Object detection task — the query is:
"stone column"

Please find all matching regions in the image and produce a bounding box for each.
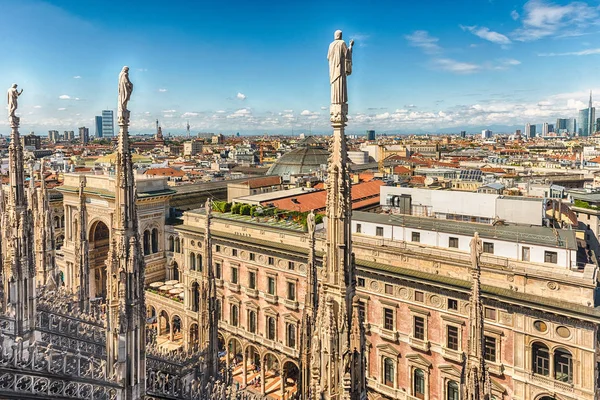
[261,363,266,395]
[280,366,286,398]
[242,351,247,386]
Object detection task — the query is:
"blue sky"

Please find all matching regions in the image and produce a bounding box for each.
[1,0,599,135]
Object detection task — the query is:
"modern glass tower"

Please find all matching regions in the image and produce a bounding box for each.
[95,116,103,138]
[578,91,595,137]
[101,110,114,138]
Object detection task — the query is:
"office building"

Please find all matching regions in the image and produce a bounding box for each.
[542,122,549,136]
[481,129,492,139]
[101,110,114,138]
[95,116,103,138]
[63,131,74,141]
[48,130,59,143]
[460,130,466,138]
[22,132,41,150]
[183,140,203,156]
[79,126,90,145]
[525,123,536,138]
[578,91,595,137]
[366,130,376,141]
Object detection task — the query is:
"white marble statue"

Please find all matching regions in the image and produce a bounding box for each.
[7,84,23,118]
[118,66,133,115]
[327,30,353,105]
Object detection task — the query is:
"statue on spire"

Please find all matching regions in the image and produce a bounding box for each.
[118,66,133,120]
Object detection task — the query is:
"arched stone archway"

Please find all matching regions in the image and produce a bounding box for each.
[227,337,243,376]
[282,360,299,399]
[171,314,183,343]
[158,310,170,337]
[262,352,281,397]
[89,220,110,298]
[240,343,262,388]
[189,323,199,349]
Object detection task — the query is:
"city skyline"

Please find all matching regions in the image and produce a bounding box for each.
[1,0,600,134]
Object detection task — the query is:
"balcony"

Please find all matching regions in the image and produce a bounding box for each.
[264,293,278,305]
[244,287,259,298]
[408,336,430,352]
[530,373,574,394]
[379,328,398,342]
[283,299,299,311]
[442,347,463,363]
[215,278,223,288]
[226,282,241,293]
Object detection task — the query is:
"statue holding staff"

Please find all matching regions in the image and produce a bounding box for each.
[7,84,23,118]
[118,66,133,116]
[327,30,354,105]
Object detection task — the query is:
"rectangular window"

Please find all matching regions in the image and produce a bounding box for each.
[522,247,530,262]
[449,237,459,248]
[250,253,255,261]
[484,336,497,362]
[544,251,558,264]
[268,277,276,295]
[413,316,425,340]
[215,263,222,279]
[448,298,458,311]
[385,284,393,295]
[248,271,256,289]
[215,245,221,253]
[357,278,365,287]
[232,249,238,257]
[376,226,384,237]
[411,232,421,242]
[383,308,394,330]
[356,224,362,233]
[447,325,459,350]
[483,242,494,254]
[484,307,496,320]
[358,301,366,323]
[231,267,238,284]
[287,282,296,301]
[268,257,275,266]
[415,291,424,302]
[288,261,295,270]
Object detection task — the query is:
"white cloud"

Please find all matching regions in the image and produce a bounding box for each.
[300,110,318,116]
[538,48,600,56]
[33,105,42,109]
[181,112,199,118]
[236,92,246,100]
[511,10,520,20]
[405,30,441,54]
[162,109,176,113]
[434,58,481,74]
[512,0,600,41]
[137,68,148,72]
[461,25,511,45]
[57,107,66,111]
[73,75,81,79]
[320,106,328,110]
[227,108,252,119]
[59,94,71,100]
[158,88,168,92]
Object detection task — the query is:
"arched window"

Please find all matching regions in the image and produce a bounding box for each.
[532,342,550,376]
[172,262,179,281]
[197,254,203,272]
[286,323,296,348]
[413,369,425,400]
[168,236,174,252]
[191,282,200,312]
[143,230,151,255]
[230,304,239,327]
[267,316,276,340]
[151,228,159,253]
[383,358,395,387]
[189,252,196,271]
[56,235,65,250]
[447,380,459,400]
[174,238,180,253]
[554,348,573,383]
[248,310,257,333]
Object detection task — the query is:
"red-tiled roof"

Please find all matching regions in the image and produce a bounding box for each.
[239,176,282,189]
[263,180,384,213]
[481,167,507,174]
[393,166,412,175]
[144,167,186,177]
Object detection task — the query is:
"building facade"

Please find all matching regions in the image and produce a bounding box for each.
[102,109,114,137]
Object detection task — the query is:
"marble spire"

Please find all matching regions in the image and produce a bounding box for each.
[307,30,366,400]
[461,232,492,400]
[104,67,146,399]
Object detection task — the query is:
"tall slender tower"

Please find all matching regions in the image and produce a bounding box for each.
[3,84,36,338]
[308,31,366,400]
[200,198,218,384]
[34,163,57,288]
[589,90,595,135]
[461,232,492,400]
[104,67,146,399]
[77,176,90,311]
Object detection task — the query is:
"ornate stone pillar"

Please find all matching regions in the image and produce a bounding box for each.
[242,351,247,386]
[261,362,266,395]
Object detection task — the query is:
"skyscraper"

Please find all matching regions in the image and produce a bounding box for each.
[366,130,376,141]
[578,91,595,137]
[95,116,103,138]
[481,129,492,139]
[101,110,114,138]
[525,123,536,138]
[542,122,549,136]
[79,126,89,145]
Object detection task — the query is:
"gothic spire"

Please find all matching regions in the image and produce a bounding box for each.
[104,67,146,399]
[36,162,57,289]
[77,176,89,310]
[461,232,492,400]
